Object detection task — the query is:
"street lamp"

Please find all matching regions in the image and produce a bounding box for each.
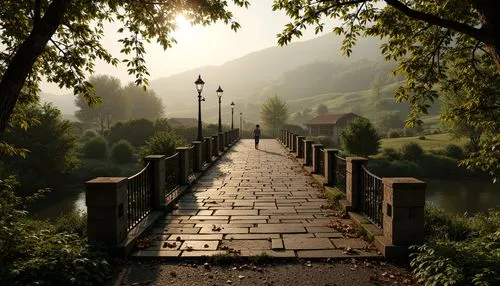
[216,85,223,133]
[195,75,205,141]
[230,101,235,129]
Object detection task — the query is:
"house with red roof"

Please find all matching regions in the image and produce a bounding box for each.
[304,113,362,144]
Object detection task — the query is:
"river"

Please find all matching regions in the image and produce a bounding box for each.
[28,179,499,220]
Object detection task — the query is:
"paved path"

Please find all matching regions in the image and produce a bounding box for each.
[134,139,380,258]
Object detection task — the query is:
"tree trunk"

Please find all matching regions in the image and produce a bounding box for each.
[475,1,500,71]
[0,0,70,137]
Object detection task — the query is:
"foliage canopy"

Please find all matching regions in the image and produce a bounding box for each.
[260,95,289,137]
[340,117,380,156]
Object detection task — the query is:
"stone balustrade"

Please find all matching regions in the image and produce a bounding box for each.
[85,128,240,256]
[278,129,426,260]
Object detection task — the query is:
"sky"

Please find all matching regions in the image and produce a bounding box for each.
[41,0,331,95]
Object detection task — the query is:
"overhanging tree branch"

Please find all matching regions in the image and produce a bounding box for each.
[384,0,482,41]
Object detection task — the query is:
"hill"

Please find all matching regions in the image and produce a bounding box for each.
[150,34,385,120]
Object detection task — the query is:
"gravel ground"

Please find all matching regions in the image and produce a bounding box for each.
[106,258,415,286]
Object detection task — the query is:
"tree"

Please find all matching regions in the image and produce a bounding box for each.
[374,111,404,134]
[340,117,380,156]
[1,103,78,192]
[260,95,289,137]
[316,104,328,116]
[0,0,250,138]
[75,75,127,134]
[273,0,500,181]
[123,83,164,120]
[108,118,170,147]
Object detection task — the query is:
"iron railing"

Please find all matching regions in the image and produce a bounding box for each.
[359,165,384,228]
[127,163,153,232]
[335,154,346,193]
[164,152,180,205]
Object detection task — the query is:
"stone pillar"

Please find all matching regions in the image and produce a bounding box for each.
[176,147,190,184]
[288,133,294,151]
[192,141,202,172]
[346,157,368,210]
[303,140,314,166]
[312,143,324,174]
[324,149,339,186]
[291,134,297,153]
[144,155,166,210]
[376,178,426,259]
[212,135,219,157]
[85,177,128,246]
[296,136,305,158]
[218,132,225,152]
[204,137,213,163]
[224,131,229,147]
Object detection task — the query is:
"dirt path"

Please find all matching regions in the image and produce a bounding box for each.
[106,258,414,286]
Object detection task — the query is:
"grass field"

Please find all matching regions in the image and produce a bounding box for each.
[380,133,467,152]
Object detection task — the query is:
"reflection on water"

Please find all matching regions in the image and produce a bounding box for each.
[28,186,87,220]
[29,179,500,219]
[426,179,500,215]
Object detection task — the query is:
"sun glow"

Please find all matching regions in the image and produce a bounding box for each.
[174,14,192,36]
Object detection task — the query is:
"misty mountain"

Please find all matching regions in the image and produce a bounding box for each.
[150,34,384,117]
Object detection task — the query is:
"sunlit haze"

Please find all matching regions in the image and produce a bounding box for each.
[41,0,330,94]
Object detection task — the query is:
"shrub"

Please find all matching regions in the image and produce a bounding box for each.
[411,208,500,286]
[444,144,465,159]
[110,139,135,163]
[401,142,424,161]
[340,117,380,156]
[418,135,426,140]
[81,129,98,141]
[387,129,402,138]
[0,177,109,286]
[381,147,400,160]
[140,131,187,158]
[309,136,336,148]
[82,136,108,159]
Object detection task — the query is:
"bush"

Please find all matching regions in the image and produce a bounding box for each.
[309,136,337,148]
[418,135,426,140]
[401,142,424,161]
[381,147,400,160]
[387,129,403,138]
[0,177,109,286]
[82,136,108,159]
[444,144,465,159]
[411,207,500,286]
[81,129,98,141]
[140,131,187,158]
[110,139,135,163]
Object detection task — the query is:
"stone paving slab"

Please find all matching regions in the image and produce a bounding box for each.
[135,139,381,259]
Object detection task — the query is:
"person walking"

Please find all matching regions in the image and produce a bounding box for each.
[253,124,261,149]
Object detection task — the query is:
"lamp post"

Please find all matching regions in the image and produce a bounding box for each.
[216,85,223,133]
[195,75,205,141]
[230,101,235,129]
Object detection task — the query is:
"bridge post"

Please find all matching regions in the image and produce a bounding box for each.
[346,157,368,210]
[296,136,305,158]
[324,149,339,186]
[144,155,166,210]
[85,177,128,246]
[212,135,219,157]
[224,131,229,147]
[285,131,290,147]
[204,137,213,163]
[375,178,426,259]
[176,147,190,184]
[291,134,297,153]
[303,140,314,166]
[192,141,202,172]
[312,143,324,174]
[288,133,294,151]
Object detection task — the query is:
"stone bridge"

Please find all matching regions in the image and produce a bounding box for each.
[85,131,425,260]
